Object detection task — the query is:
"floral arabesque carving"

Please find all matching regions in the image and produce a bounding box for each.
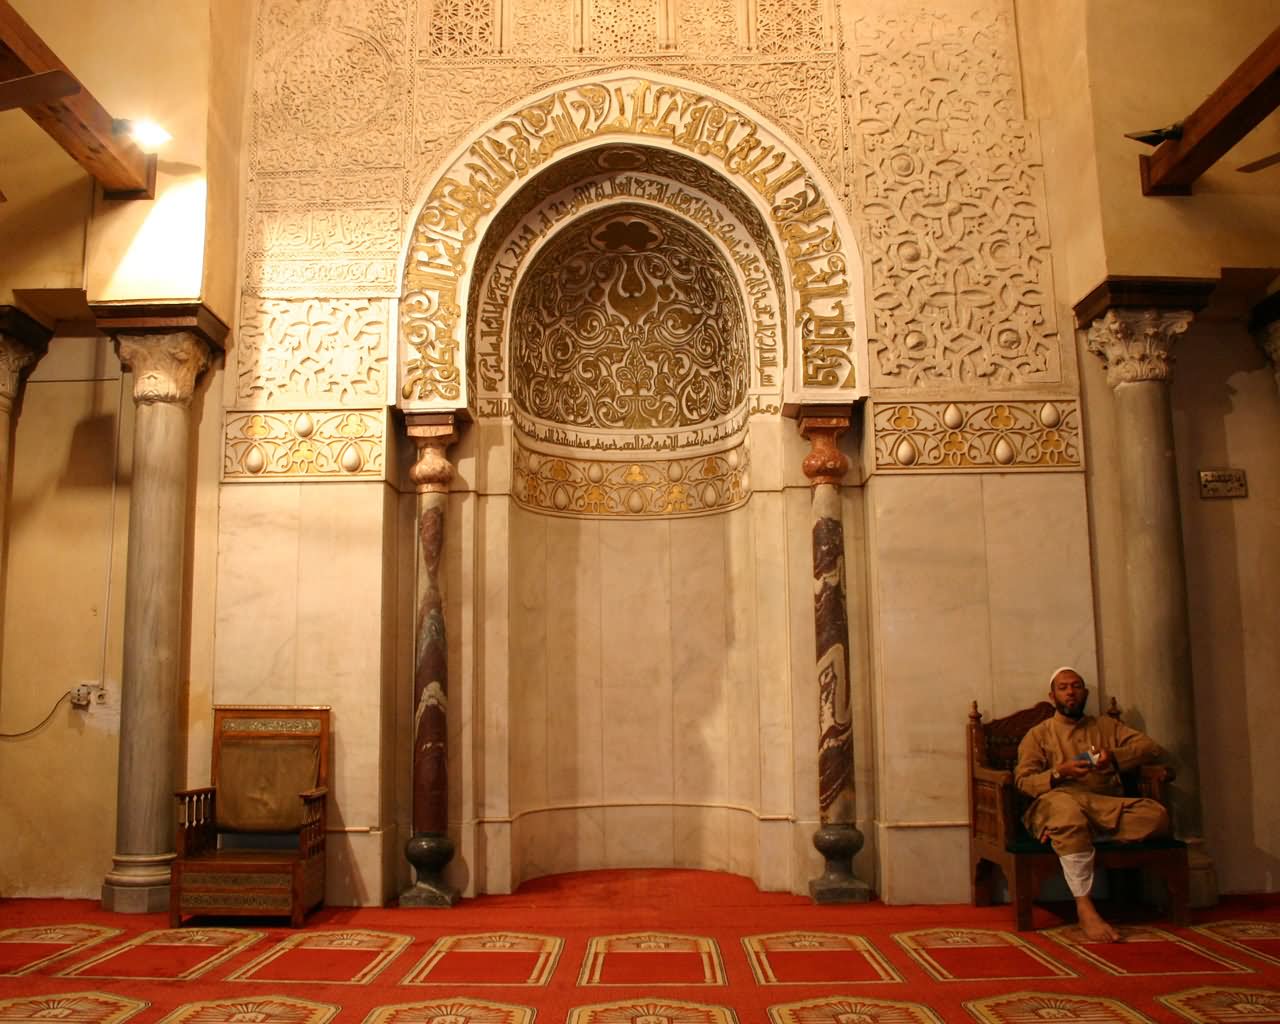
[236,298,388,407]
[223,409,386,480]
[512,437,750,519]
[872,400,1081,471]
[852,9,1060,388]
[511,205,749,432]
[401,74,864,407]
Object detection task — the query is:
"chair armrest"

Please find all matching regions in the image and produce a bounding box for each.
[973,766,1013,786]
[175,786,216,799]
[175,787,217,858]
[1137,764,1174,803]
[300,786,328,801]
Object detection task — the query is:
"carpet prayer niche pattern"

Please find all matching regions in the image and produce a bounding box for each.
[2,871,1279,1024]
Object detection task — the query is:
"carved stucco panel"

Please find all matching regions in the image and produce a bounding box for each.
[236,297,389,407]
[851,6,1061,389]
[873,400,1081,472]
[251,0,411,173]
[223,408,387,481]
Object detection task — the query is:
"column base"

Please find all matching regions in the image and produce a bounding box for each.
[401,832,459,909]
[809,822,872,904]
[400,880,460,908]
[102,853,174,913]
[1186,838,1219,908]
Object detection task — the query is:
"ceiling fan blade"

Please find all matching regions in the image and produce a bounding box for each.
[1236,151,1280,173]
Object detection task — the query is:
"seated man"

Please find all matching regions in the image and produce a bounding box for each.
[1014,666,1171,941]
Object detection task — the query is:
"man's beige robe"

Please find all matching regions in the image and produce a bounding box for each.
[1015,712,1169,855]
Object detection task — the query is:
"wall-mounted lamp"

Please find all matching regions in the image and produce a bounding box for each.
[112,118,172,151]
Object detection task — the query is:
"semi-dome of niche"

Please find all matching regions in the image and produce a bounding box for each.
[511,204,749,442]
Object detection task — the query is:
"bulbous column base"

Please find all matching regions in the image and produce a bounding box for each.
[400,832,459,908]
[102,852,175,913]
[809,823,871,904]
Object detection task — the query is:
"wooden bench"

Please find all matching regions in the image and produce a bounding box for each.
[967,699,1189,930]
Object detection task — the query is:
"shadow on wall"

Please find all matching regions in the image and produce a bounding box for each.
[1173,314,1280,891]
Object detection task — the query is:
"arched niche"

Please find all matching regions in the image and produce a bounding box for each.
[396,70,869,415]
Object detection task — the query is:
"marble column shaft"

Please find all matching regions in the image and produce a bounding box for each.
[102,331,211,913]
[401,423,459,907]
[800,414,868,903]
[1086,309,1203,838]
[1257,318,1280,397]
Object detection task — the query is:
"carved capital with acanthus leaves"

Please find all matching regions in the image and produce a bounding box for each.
[115,332,212,406]
[1086,308,1194,387]
[0,337,41,412]
[799,413,851,487]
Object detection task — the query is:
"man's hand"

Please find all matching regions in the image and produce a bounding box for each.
[1055,759,1092,781]
[1090,746,1113,771]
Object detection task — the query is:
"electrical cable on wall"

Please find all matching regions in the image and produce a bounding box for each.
[0,691,72,739]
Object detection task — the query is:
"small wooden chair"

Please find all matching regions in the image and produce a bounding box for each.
[967,698,1189,930]
[170,705,331,927]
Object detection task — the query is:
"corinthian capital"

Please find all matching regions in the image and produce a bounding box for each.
[115,332,212,406]
[1086,308,1194,387]
[0,308,51,412]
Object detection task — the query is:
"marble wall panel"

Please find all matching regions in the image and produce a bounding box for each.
[478,495,512,821]
[757,818,794,891]
[446,491,479,834]
[213,483,302,702]
[545,516,604,805]
[875,823,970,905]
[674,805,732,873]
[326,829,390,907]
[518,807,607,880]
[865,474,992,828]
[784,486,820,823]
[751,494,790,815]
[604,805,676,868]
[982,473,1097,712]
[509,505,549,813]
[599,521,674,804]
[671,516,730,806]
[728,804,759,879]
[480,820,513,894]
[296,481,390,825]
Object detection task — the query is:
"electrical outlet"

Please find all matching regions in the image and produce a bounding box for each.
[70,683,105,710]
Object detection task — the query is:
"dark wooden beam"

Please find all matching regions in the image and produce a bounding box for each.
[1141,24,1280,196]
[90,301,231,351]
[1073,276,1218,329]
[0,1,154,197]
[0,68,77,110]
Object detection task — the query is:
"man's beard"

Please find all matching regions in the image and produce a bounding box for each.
[1054,697,1086,719]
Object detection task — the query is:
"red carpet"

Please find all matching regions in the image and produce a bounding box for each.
[1,869,1279,1023]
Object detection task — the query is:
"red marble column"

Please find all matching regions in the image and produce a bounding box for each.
[401,415,459,907]
[800,411,869,903]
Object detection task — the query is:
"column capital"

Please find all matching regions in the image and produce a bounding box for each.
[115,332,213,406]
[1085,308,1195,387]
[1250,291,1280,392]
[406,412,458,494]
[798,408,851,487]
[0,306,52,409]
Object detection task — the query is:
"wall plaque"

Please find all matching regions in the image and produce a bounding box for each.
[1199,469,1248,499]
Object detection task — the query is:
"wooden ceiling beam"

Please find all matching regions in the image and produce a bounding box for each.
[1141,24,1280,196]
[0,0,154,197]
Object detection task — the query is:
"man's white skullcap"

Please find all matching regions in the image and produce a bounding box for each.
[1048,665,1084,686]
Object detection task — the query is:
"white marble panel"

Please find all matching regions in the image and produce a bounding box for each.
[785,486,819,822]
[479,495,512,820]
[447,491,479,825]
[876,823,969,904]
[982,474,1098,712]
[866,474,992,826]
[757,818,793,891]
[747,418,784,492]
[843,487,878,834]
[325,828,391,906]
[213,483,301,703]
[481,820,513,894]
[509,506,549,813]
[546,516,604,805]
[673,805,731,872]
[599,521,673,803]
[752,493,791,815]
[728,804,759,879]
[671,516,730,805]
[604,805,674,867]
[296,482,389,825]
[791,820,825,895]
[520,807,607,881]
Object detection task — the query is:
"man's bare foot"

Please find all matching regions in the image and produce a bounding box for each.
[1075,894,1121,942]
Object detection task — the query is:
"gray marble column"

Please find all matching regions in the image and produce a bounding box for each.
[1086,308,1216,905]
[799,411,870,904]
[0,309,50,613]
[101,331,212,913]
[401,415,459,907]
